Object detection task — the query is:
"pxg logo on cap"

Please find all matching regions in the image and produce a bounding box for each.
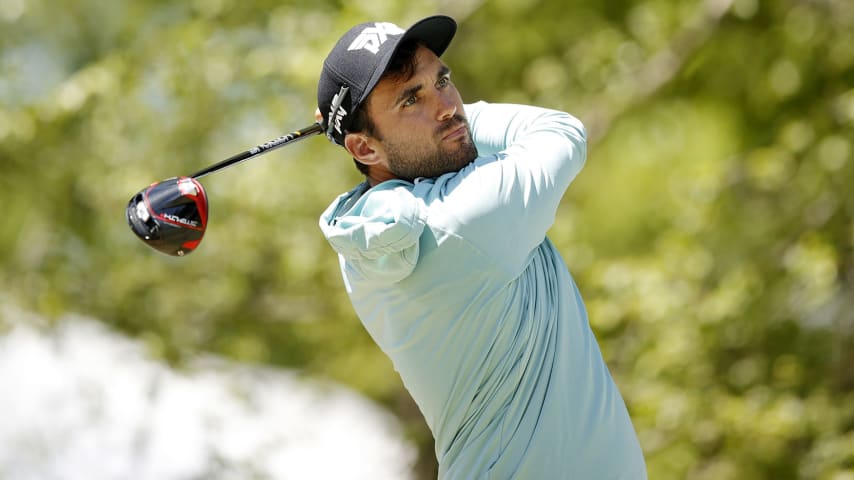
[347,23,405,54]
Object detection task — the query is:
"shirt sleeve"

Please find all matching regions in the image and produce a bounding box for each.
[435,102,587,275]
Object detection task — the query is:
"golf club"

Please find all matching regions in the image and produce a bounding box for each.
[126,122,324,256]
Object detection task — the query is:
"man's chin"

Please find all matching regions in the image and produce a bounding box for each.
[448,138,478,165]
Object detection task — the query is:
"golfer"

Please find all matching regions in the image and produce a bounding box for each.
[317,15,647,479]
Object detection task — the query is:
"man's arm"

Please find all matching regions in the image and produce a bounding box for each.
[439,102,587,273]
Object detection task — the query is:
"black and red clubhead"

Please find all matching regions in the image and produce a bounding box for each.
[126,176,208,256]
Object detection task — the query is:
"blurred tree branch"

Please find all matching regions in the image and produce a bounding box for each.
[586,0,735,143]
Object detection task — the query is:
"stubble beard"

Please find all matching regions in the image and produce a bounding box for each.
[381,114,479,182]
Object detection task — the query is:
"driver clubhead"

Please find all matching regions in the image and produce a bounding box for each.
[126,176,208,256]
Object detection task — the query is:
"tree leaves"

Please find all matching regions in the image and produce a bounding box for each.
[1,1,851,478]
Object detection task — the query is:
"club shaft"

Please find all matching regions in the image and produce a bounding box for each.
[190,123,324,179]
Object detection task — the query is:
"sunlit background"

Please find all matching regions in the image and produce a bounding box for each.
[0,305,415,479]
[1,0,852,478]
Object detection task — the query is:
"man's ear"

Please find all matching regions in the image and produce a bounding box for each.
[344,133,382,166]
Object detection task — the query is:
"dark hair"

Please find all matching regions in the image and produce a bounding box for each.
[348,40,422,175]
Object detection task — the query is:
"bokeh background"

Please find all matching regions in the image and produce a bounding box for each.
[2,0,852,478]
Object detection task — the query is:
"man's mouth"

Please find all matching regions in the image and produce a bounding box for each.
[441,123,468,141]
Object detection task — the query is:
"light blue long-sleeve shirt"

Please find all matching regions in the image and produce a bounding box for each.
[319,102,646,479]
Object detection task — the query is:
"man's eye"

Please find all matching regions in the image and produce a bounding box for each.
[437,76,450,88]
[404,95,417,107]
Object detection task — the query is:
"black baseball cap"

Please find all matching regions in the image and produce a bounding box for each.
[317,15,457,146]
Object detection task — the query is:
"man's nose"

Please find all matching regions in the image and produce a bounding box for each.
[437,92,457,121]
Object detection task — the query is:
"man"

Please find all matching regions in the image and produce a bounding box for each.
[316,15,647,479]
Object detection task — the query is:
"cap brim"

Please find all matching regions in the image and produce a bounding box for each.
[402,15,457,58]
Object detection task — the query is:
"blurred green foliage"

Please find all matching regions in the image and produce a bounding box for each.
[1,0,852,478]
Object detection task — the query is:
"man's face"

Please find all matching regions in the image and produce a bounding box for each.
[362,46,477,182]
